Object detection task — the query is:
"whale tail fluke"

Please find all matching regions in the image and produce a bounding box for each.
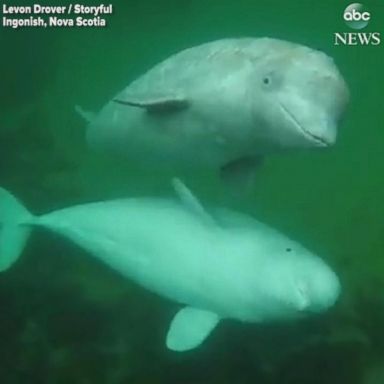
[0,188,33,272]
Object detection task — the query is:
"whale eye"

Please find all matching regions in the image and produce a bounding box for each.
[261,72,283,90]
[262,76,271,85]
[286,247,292,252]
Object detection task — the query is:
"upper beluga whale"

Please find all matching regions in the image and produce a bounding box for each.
[0,180,340,351]
[77,37,349,181]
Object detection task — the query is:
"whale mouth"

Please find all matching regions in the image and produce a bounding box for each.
[279,102,330,147]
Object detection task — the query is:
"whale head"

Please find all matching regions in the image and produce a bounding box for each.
[285,253,341,315]
[213,207,341,322]
[255,239,341,321]
[250,39,349,149]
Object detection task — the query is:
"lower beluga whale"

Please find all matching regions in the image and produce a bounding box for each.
[0,180,340,351]
[77,38,349,183]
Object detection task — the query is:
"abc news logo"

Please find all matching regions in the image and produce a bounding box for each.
[334,3,380,46]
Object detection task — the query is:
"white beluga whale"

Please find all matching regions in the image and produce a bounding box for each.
[77,37,349,181]
[0,180,340,351]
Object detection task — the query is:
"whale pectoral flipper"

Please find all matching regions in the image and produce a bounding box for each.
[166,307,220,352]
[220,155,264,189]
[113,92,189,114]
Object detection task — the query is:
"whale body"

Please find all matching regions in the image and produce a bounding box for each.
[0,180,340,351]
[78,38,349,181]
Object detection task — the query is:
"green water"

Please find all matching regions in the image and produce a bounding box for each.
[0,0,383,383]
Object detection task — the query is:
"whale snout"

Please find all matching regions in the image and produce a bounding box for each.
[274,50,349,150]
[302,118,338,148]
[278,101,338,148]
[300,263,341,313]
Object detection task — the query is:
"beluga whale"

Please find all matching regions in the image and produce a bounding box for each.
[0,180,340,351]
[77,38,349,182]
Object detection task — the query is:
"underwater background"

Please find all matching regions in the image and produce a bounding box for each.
[0,0,383,383]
